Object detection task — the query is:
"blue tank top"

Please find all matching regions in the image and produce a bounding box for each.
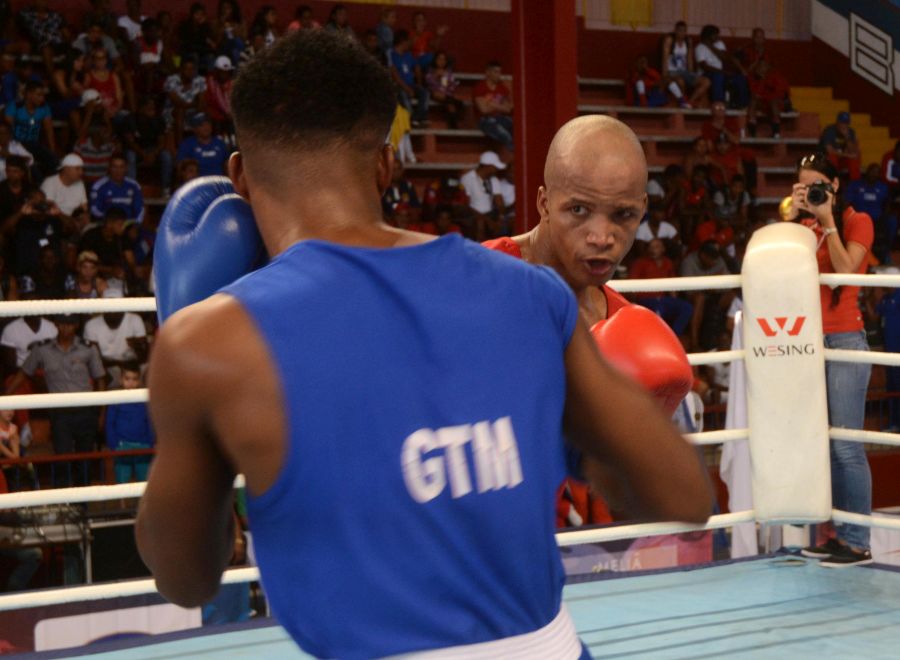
[222,234,578,658]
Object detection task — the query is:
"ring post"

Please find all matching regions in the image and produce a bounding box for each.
[741,222,831,523]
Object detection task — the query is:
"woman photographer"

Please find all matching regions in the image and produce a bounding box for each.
[785,152,874,566]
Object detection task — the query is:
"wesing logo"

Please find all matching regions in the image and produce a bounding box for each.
[752,316,815,358]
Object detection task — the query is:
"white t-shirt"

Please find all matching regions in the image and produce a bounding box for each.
[83,313,146,361]
[636,220,678,242]
[460,169,501,215]
[41,174,88,216]
[695,40,725,71]
[1,318,58,367]
[646,179,665,199]
[118,14,145,42]
[499,179,515,207]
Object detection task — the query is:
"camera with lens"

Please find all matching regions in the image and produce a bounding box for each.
[805,182,834,207]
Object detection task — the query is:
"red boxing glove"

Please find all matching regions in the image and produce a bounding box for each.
[590,305,693,416]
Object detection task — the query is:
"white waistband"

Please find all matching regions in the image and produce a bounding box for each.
[385,605,582,660]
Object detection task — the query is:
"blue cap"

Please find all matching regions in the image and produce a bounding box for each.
[837,111,851,124]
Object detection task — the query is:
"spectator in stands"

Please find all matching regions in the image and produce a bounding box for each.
[74,20,121,67]
[692,199,737,260]
[134,18,165,97]
[5,80,57,177]
[325,4,354,39]
[81,0,116,36]
[746,59,788,139]
[27,241,73,299]
[288,5,319,31]
[710,133,744,188]
[0,156,35,231]
[695,24,749,108]
[681,240,730,350]
[422,175,468,222]
[411,12,448,71]
[460,150,506,241]
[83,47,124,122]
[124,96,172,197]
[872,270,900,431]
[0,286,56,369]
[164,59,207,144]
[156,10,179,72]
[362,29,388,67]
[75,117,115,187]
[425,51,463,129]
[49,49,87,135]
[846,163,890,263]
[250,5,280,47]
[9,190,69,277]
[239,28,268,66]
[69,250,106,298]
[376,7,397,59]
[883,191,900,266]
[660,21,710,108]
[701,101,740,147]
[79,206,126,285]
[105,362,153,483]
[176,113,228,177]
[473,61,513,150]
[381,160,420,220]
[635,200,679,252]
[174,158,199,189]
[17,0,68,74]
[712,174,751,232]
[738,27,770,76]
[499,162,515,226]
[41,153,88,220]
[820,112,861,180]
[630,238,693,337]
[390,30,429,128]
[0,123,33,183]
[6,314,106,485]
[433,204,463,236]
[117,0,145,43]
[213,0,246,66]
[179,3,216,73]
[90,154,144,224]
[880,140,899,193]
[630,55,688,109]
[205,56,234,136]
[84,288,147,387]
[121,219,155,292]
[0,254,18,301]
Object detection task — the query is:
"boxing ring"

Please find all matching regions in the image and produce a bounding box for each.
[3,222,900,658]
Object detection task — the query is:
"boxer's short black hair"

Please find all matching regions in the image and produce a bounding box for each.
[231,30,396,154]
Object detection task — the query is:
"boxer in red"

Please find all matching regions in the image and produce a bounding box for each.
[485,115,693,524]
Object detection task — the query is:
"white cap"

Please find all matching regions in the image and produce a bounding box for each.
[81,88,100,106]
[102,288,124,299]
[214,56,234,71]
[479,151,506,170]
[60,153,84,169]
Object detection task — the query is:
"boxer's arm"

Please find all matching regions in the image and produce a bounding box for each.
[136,306,237,607]
[563,321,712,523]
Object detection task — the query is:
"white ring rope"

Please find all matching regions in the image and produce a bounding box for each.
[829,428,900,447]
[0,389,148,411]
[820,273,900,288]
[825,349,900,367]
[688,350,744,366]
[0,297,157,318]
[686,428,748,445]
[832,508,900,531]
[607,275,741,293]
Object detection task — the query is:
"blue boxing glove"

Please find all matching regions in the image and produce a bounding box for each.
[154,176,266,323]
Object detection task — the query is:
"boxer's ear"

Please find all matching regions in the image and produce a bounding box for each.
[377,144,394,195]
[228,152,250,201]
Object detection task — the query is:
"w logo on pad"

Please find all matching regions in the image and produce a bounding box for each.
[756,316,806,338]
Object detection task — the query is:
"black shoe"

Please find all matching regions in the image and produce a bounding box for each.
[819,546,873,568]
[800,537,843,559]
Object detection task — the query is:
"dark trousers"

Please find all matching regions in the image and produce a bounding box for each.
[50,408,98,487]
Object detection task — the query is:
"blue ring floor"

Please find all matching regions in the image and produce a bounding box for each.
[22,556,900,659]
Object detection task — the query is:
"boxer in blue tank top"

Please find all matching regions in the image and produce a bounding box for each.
[137,31,710,659]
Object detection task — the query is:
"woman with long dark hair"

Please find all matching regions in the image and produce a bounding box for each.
[786,152,874,566]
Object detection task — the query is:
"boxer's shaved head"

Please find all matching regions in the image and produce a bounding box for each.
[536,115,648,292]
[231,30,396,190]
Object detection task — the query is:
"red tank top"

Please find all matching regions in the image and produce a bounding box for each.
[87,72,117,111]
[482,237,630,318]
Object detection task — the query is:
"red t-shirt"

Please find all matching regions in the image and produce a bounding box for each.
[482,237,630,316]
[749,71,789,101]
[628,256,676,298]
[691,219,734,252]
[804,208,874,334]
[472,80,512,118]
[411,30,434,57]
[710,146,742,187]
[701,118,741,144]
